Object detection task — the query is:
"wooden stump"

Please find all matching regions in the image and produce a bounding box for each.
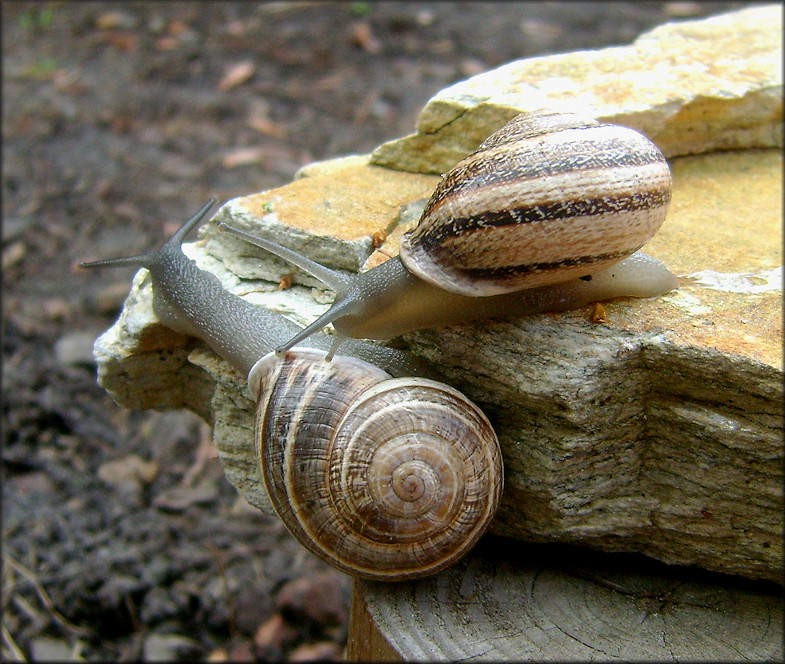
[347,536,783,662]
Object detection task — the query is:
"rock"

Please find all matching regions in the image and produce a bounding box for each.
[142,633,200,661]
[88,8,782,582]
[91,268,216,423]
[29,636,84,662]
[54,330,100,366]
[371,5,782,174]
[276,572,350,627]
[225,641,256,662]
[402,149,782,582]
[2,240,26,270]
[206,647,229,661]
[253,612,299,657]
[97,454,158,504]
[294,154,372,180]
[92,147,782,582]
[288,641,342,661]
[86,281,136,315]
[207,162,438,284]
[152,478,219,511]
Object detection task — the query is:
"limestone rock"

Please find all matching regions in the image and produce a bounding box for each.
[371,5,783,174]
[92,146,783,583]
[207,162,438,286]
[90,9,782,583]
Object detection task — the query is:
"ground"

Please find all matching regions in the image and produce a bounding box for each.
[2,2,751,661]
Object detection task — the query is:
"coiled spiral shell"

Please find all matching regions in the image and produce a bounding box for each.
[400,109,672,296]
[248,348,503,581]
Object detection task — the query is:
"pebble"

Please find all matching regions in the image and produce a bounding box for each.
[95,9,140,30]
[54,331,99,367]
[253,612,298,654]
[152,478,219,511]
[88,281,134,315]
[226,641,256,662]
[288,641,342,662]
[97,454,159,504]
[142,633,200,661]
[2,240,26,270]
[2,216,33,242]
[204,640,255,662]
[275,572,348,627]
[29,636,84,662]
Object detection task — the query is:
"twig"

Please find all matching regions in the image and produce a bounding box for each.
[1,621,28,662]
[2,552,90,637]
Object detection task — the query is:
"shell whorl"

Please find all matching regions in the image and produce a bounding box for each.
[400,109,672,296]
[249,348,503,581]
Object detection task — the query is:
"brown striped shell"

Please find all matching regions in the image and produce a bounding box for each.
[400,109,672,297]
[248,348,503,582]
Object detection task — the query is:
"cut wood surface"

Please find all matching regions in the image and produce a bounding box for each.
[348,537,783,662]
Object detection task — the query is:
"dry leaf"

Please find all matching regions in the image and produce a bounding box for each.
[222,146,267,168]
[104,31,138,52]
[348,21,382,53]
[591,302,608,324]
[95,11,138,30]
[155,36,180,51]
[218,61,256,91]
[247,113,287,138]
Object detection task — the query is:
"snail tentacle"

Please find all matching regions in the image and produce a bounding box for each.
[80,198,218,271]
[80,200,437,379]
[218,222,353,292]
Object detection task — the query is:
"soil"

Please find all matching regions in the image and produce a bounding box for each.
[2,2,752,661]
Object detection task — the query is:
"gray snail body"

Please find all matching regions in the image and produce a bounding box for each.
[81,199,503,581]
[80,199,431,379]
[220,109,676,360]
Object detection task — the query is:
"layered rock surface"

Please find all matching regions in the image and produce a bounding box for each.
[92,6,782,583]
[371,4,782,174]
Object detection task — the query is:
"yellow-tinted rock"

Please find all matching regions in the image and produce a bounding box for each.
[89,6,782,582]
[644,149,781,368]
[294,154,373,179]
[562,149,782,370]
[209,163,438,278]
[400,150,782,584]
[372,5,782,174]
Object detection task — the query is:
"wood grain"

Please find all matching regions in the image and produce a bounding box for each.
[351,536,783,661]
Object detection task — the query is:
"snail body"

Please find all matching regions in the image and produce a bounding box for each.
[80,199,430,379]
[220,109,675,359]
[81,200,503,581]
[80,109,677,580]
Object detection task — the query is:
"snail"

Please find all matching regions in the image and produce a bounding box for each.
[80,199,504,581]
[218,109,677,360]
[80,109,677,581]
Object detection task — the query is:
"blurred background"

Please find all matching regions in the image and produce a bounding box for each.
[2,2,753,661]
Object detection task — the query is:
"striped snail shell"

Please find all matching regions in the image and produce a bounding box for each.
[400,109,673,296]
[248,347,504,581]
